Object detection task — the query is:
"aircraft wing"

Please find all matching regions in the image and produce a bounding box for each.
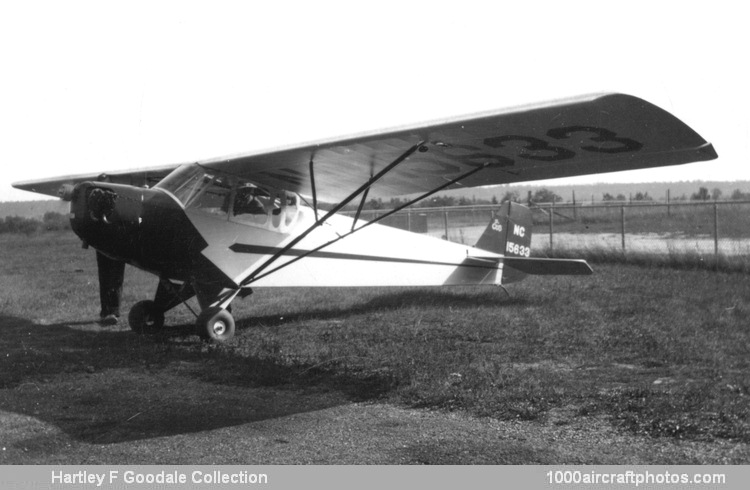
[12,164,179,198]
[13,94,716,202]
[198,93,716,202]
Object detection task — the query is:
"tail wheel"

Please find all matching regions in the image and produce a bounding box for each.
[128,300,165,335]
[196,307,235,342]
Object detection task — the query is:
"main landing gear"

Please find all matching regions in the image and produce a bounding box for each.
[126,279,243,342]
[128,300,165,335]
[195,306,235,342]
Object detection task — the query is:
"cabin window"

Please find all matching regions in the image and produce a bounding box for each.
[189,176,232,215]
[230,184,278,225]
[157,164,298,229]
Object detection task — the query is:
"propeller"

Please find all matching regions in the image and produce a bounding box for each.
[87,187,118,223]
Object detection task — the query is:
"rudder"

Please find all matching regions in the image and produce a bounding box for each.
[474,201,533,283]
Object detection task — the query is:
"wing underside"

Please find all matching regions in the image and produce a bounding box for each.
[13,93,716,201]
[198,93,716,202]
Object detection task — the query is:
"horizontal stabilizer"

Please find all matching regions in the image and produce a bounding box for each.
[503,257,593,276]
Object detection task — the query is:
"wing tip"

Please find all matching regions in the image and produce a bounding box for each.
[697,142,719,161]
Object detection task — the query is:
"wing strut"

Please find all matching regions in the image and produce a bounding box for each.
[242,160,490,286]
[351,168,374,232]
[351,162,488,233]
[309,156,319,221]
[241,140,426,285]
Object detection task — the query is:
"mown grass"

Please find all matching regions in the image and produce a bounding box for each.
[1,231,749,462]
[225,275,750,444]
[539,243,750,274]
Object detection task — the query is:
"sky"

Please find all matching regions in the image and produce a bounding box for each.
[1,1,748,201]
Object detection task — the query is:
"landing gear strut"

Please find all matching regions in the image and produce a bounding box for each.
[127,279,241,342]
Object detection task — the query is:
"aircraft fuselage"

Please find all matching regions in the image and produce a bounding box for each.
[70,181,232,288]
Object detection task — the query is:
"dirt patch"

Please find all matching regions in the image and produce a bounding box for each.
[2,400,748,464]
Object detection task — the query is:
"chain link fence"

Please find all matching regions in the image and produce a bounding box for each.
[346,201,750,259]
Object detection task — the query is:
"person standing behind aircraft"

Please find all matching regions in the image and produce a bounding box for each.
[96,251,125,325]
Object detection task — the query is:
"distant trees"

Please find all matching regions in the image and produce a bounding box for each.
[365,198,383,210]
[427,196,456,207]
[690,187,723,201]
[731,189,750,200]
[42,211,70,230]
[0,216,40,235]
[500,190,520,203]
[531,188,562,204]
[602,192,627,202]
[0,212,70,235]
[691,187,710,201]
[347,184,749,212]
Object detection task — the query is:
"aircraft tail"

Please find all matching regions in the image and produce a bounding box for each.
[474,202,532,283]
[473,202,592,284]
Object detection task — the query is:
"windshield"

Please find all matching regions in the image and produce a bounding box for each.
[156,164,299,229]
[157,165,213,205]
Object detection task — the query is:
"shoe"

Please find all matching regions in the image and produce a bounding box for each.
[98,314,119,326]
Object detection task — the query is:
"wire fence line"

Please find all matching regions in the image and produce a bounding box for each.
[344,200,750,258]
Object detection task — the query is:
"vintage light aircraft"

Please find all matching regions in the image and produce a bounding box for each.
[13,94,716,341]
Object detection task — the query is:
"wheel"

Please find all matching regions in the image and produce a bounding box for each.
[196,306,235,342]
[128,300,165,335]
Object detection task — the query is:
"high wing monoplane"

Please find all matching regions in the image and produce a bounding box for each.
[13,94,717,341]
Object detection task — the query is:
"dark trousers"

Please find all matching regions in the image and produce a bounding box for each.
[96,251,125,317]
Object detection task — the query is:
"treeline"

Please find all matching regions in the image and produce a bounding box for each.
[603,186,750,203]
[0,212,70,235]
[360,187,584,209]
[357,184,750,211]
[362,195,496,210]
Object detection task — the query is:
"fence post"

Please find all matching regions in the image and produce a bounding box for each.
[443,209,449,240]
[407,209,412,232]
[549,204,554,251]
[714,202,719,257]
[621,205,626,252]
[667,189,671,217]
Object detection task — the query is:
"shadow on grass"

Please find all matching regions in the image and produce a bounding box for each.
[0,288,525,448]
[236,287,528,330]
[156,287,527,339]
[0,312,395,447]
[149,286,524,335]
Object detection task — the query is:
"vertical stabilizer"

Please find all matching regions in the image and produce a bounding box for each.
[474,202,533,283]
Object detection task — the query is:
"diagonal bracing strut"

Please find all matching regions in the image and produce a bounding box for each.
[242,160,490,286]
[240,140,426,286]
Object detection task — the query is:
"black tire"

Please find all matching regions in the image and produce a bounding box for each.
[196,307,235,342]
[128,300,165,335]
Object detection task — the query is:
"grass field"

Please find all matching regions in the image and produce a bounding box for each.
[1,231,749,464]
